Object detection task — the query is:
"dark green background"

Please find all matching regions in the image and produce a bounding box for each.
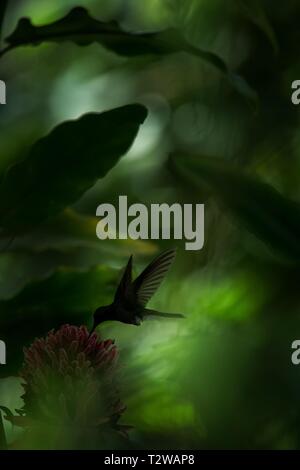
[0,0,300,449]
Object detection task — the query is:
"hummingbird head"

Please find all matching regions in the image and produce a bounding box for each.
[92,304,113,332]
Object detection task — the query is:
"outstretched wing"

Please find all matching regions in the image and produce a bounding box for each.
[133,249,176,307]
[114,255,133,303]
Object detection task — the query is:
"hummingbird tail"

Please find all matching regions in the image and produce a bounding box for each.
[144,309,185,319]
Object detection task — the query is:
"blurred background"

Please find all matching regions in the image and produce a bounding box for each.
[0,0,300,449]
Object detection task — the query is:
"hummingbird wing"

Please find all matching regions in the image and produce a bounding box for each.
[133,249,176,307]
[114,255,133,303]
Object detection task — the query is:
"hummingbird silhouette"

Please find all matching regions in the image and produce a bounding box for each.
[91,249,183,332]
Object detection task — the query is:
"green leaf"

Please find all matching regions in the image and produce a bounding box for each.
[0,104,147,233]
[3,7,227,62]
[0,265,119,377]
[2,7,257,106]
[0,211,157,300]
[11,209,158,259]
[171,154,300,263]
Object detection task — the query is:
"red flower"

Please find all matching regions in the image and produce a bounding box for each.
[6,325,127,441]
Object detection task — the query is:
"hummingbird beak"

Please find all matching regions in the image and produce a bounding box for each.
[88,322,96,338]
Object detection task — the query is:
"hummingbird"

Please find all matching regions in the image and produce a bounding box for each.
[91,248,184,333]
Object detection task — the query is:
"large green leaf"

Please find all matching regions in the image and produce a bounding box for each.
[0,104,147,233]
[171,154,300,262]
[0,265,119,377]
[1,7,257,106]
[11,209,158,259]
[0,210,157,300]
[2,7,226,65]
